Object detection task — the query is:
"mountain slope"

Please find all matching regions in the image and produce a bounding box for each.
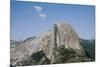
[80,39,95,61]
[10,22,91,66]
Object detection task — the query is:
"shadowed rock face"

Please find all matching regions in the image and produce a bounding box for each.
[10,22,86,66]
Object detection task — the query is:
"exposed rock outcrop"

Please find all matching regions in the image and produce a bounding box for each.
[10,22,87,66]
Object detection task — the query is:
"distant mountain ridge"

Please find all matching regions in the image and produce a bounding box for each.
[10,40,22,48]
[80,39,95,60]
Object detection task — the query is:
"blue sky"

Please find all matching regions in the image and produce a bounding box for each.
[11,1,95,40]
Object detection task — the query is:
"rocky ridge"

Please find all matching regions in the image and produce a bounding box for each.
[10,22,90,66]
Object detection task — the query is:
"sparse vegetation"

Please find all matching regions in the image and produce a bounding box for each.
[53,46,78,63]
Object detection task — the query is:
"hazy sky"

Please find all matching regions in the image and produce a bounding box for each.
[11,1,95,40]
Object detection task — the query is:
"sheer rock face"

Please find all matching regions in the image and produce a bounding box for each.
[10,23,85,66]
[55,23,85,54]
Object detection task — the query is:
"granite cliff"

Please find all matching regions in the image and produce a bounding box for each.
[10,23,90,66]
